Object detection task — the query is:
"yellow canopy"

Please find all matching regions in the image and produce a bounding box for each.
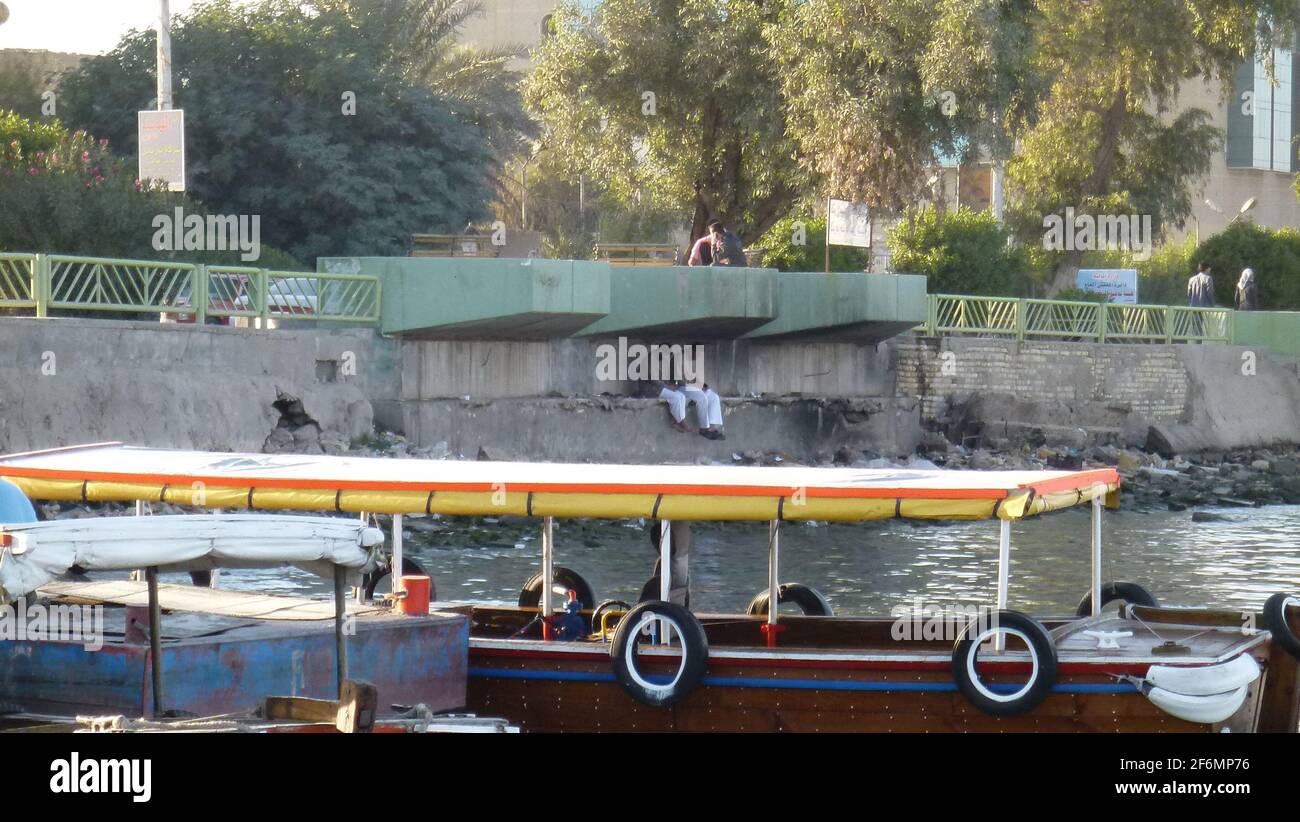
[0,443,1121,522]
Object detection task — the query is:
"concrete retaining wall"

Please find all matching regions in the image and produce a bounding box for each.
[401,338,894,400]
[892,335,1300,450]
[0,318,400,453]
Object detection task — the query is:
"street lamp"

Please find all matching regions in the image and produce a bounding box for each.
[1229,196,1258,225]
[0,3,10,25]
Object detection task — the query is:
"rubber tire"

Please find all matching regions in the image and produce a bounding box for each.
[1263,592,1300,662]
[747,583,834,617]
[638,576,690,609]
[952,610,1057,717]
[518,566,596,610]
[610,600,709,707]
[1075,582,1158,617]
[363,557,433,602]
[591,599,634,634]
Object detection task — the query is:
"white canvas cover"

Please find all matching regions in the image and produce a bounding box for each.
[0,514,383,602]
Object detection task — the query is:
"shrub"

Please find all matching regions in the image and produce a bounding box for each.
[1193,222,1300,310]
[755,215,871,272]
[886,206,1031,295]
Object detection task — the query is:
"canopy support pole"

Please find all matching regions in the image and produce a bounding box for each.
[995,519,1010,651]
[658,520,672,645]
[334,563,348,698]
[392,513,404,598]
[1091,490,1103,617]
[146,565,164,717]
[541,516,555,619]
[763,519,783,647]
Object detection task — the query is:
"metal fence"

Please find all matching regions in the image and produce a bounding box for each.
[0,253,380,325]
[924,294,1233,344]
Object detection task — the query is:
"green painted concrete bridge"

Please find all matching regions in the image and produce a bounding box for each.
[316,256,928,343]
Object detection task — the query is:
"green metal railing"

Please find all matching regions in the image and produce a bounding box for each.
[0,253,38,310]
[0,253,380,325]
[923,294,1233,344]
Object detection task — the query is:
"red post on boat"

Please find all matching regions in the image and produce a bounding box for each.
[396,575,431,615]
[760,622,785,648]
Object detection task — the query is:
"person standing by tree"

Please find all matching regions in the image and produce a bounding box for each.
[1187,261,1215,340]
[1187,262,1215,308]
[1235,268,1258,311]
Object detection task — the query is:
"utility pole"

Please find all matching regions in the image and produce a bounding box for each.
[157,0,173,110]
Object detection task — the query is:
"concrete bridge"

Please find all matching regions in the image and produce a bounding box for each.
[316,257,928,344]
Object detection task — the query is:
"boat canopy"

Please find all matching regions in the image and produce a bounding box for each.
[0,514,383,602]
[0,443,1120,523]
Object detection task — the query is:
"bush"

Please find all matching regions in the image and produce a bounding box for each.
[886,206,1031,295]
[1134,237,1196,306]
[1193,222,1300,310]
[755,215,870,272]
[0,111,303,268]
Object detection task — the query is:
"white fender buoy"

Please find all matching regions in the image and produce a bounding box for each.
[1143,684,1249,725]
[1146,654,1259,696]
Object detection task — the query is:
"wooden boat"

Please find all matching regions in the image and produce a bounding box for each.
[2,442,1298,733]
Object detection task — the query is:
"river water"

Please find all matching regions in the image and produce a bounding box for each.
[214,504,1300,616]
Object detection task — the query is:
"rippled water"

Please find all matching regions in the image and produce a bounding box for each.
[208,505,1300,616]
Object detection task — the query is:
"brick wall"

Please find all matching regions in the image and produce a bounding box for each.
[892,336,1191,426]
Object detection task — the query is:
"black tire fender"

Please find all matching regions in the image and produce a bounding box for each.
[363,557,433,602]
[518,566,596,610]
[1075,582,1158,617]
[610,600,709,707]
[1263,593,1300,662]
[952,609,1057,717]
[747,583,834,617]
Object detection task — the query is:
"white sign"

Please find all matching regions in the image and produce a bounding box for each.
[138,109,185,191]
[828,199,872,248]
[1076,268,1138,304]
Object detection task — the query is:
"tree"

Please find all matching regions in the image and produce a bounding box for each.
[524,0,808,244]
[886,205,1031,295]
[56,0,514,263]
[1005,0,1300,292]
[767,0,1035,209]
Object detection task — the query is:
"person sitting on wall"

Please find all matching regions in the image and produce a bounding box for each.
[682,383,725,440]
[687,232,714,266]
[708,220,747,267]
[658,381,693,432]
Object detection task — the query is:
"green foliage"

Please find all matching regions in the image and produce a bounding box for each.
[524,0,806,242]
[0,58,46,121]
[886,206,1031,295]
[0,112,179,258]
[0,111,302,266]
[1194,222,1300,310]
[755,216,870,272]
[1134,237,1196,306]
[56,0,513,263]
[1052,287,1110,303]
[1004,0,1299,291]
[768,0,1033,208]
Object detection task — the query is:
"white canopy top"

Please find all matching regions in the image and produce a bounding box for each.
[0,514,384,602]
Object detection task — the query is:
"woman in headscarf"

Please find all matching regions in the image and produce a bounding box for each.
[1235,268,1258,311]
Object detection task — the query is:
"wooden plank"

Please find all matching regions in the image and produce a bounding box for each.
[1257,608,1300,732]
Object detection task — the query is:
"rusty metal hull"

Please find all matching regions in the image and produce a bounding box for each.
[0,611,468,718]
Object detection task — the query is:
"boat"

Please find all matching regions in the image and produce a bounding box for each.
[1,442,1297,733]
[0,475,468,724]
